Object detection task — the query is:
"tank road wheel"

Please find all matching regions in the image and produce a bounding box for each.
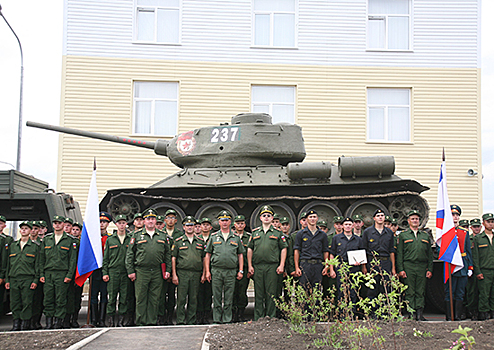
[148,202,186,224]
[108,195,141,222]
[298,201,342,230]
[195,203,238,231]
[250,202,296,232]
[388,195,429,229]
[344,199,388,228]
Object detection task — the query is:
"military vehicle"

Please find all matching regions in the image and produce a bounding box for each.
[27,113,429,231]
[0,170,83,233]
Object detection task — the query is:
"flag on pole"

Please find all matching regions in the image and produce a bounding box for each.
[435,160,463,281]
[74,162,103,287]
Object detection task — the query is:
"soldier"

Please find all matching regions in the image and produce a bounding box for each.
[443,205,473,321]
[125,212,143,327]
[39,215,77,329]
[5,221,40,331]
[90,212,112,327]
[126,209,171,326]
[459,219,470,231]
[204,210,244,324]
[333,216,344,235]
[318,220,328,233]
[39,221,48,239]
[232,215,251,322]
[299,212,308,230]
[362,209,396,309]
[384,216,392,229]
[279,217,296,301]
[247,205,287,320]
[64,217,74,235]
[389,218,400,236]
[0,215,13,320]
[396,210,433,321]
[466,217,482,320]
[194,220,203,237]
[31,221,41,242]
[103,214,131,327]
[160,208,183,325]
[352,215,364,236]
[197,217,213,324]
[67,222,83,328]
[293,210,330,290]
[29,221,44,329]
[156,215,165,230]
[472,213,494,321]
[329,217,365,315]
[272,214,281,230]
[172,216,205,325]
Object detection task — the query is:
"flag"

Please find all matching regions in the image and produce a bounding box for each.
[74,165,103,286]
[435,160,463,281]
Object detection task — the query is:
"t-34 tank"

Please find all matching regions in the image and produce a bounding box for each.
[27,113,429,231]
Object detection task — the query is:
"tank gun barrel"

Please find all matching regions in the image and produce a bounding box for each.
[26,121,168,156]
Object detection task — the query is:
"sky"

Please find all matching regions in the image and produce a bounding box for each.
[1,0,493,214]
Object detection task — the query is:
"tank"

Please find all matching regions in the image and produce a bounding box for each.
[26,113,429,231]
[0,170,83,233]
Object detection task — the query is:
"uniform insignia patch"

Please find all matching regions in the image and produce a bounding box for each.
[421,239,429,243]
[73,243,77,249]
[478,244,488,248]
[369,239,374,242]
[130,238,135,244]
[303,238,308,241]
[269,235,278,239]
[404,239,413,243]
[61,246,70,250]
[26,253,35,257]
[338,242,341,246]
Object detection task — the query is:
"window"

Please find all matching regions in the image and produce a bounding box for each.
[133,82,178,136]
[135,0,180,44]
[252,86,295,124]
[367,88,410,142]
[367,0,410,50]
[253,0,296,48]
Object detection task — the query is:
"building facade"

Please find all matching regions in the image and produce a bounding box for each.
[58,0,482,228]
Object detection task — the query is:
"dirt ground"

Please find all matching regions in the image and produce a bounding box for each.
[206,317,494,350]
[0,329,98,350]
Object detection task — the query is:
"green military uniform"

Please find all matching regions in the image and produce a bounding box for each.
[103,229,131,323]
[248,224,288,321]
[472,217,494,318]
[197,218,213,324]
[233,229,251,319]
[172,230,205,325]
[6,230,40,329]
[65,234,82,328]
[0,225,14,319]
[396,226,433,313]
[465,218,481,319]
[205,216,244,324]
[39,221,77,327]
[125,224,171,326]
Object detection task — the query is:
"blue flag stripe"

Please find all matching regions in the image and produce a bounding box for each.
[77,222,99,276]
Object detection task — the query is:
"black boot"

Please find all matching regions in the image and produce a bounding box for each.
[157,314,165,325]
[478,311,487,321]
[471,309,478,321]
[125,310,135,327]
[117,314,125,327]
[11,319,21,332]
[454,300,463,321]
[108,315,115,327]
[203,311,211,324]
[46,316,54,329]
[416,308,427,321]
[71,312,80,328]
[90,303,99,326]
[445,302,452,321]
[21,319,31,331]
[53,317,62,329]
[238,308,246,322]
[490,310,494,319]
[99,302,107,327]
[63,314,71,329]
[166,311,174,325]
[232,308,239,323]
[33,314,43,330]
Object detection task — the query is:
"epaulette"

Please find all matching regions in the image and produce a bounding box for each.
[31,240,40,246]
[45,233,54,237]
[175,236,184,242]
[67,234,76,239]
[210,231,219,236]
[252,227,261,232]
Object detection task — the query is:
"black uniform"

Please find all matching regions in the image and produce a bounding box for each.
[294,227,329,289]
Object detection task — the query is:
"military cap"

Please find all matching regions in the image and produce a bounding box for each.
[39,220,47,227]
[459,219,469,228]
[182,215,197,225]
[299,212,308,219]
[143,209,157,218]
[234,215,246,222]
[470,218,482,226]
[156,215,164,223]
[217,210,232,220]
[0,215,6,223]
[19,221,33,229]
[482,213,494,221]
[133,213,143,220]
[343,217,353,223]
[317,219,327,228]
[52,215,65,223]
[333,215,344,223]
[373,209,385,217]
[73,222,83,229]
[390,218,398,225]
[32,221,41,227]
[352,214,362,222]
[259,205,274,216]
[114,214,128,222]
[64,217,74,225]
[384,215,391,222]
[165,209,178,217]
[407,210,421,218]
[100,212,112,222]
[273,213,280,219]
[280,216,290,224]
[450,204,461,215]
[200,217,212,224]
[307,209,318,216]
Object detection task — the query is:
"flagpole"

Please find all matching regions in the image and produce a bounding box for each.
[448,263,454,321]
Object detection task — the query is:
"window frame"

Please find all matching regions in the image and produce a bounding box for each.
[132,81,179,138]
[251,0,298,49]
[251,85,297,124]
[133,0,182,45]
[366,87,412,144]
[366,0,413,52]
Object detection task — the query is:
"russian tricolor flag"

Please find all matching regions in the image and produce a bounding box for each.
[75,165,103,287]
[435,160,463,282]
